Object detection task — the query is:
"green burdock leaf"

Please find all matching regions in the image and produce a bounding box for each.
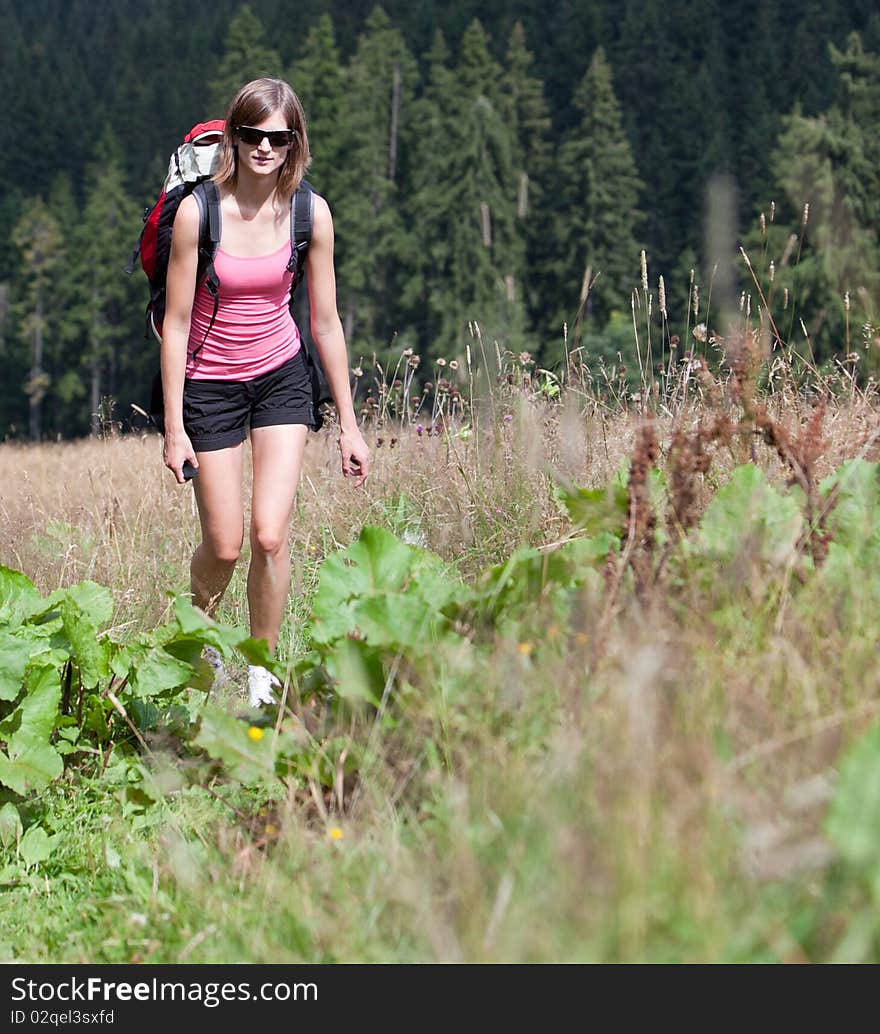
[0,631,33,702]
[18,825,58,866]
[311,526,462,650]
[59,597,109,689]
[235,636,277,671]
[0,567,42,627]
[553,480,628,536]
[128,647,195,698]
[0,666,64,795]
[324,638,385,707]
[0,803,22,850]
[193,704,279,785]
[475,533,617,616]
[820,459,880,557]
[44,580,113,628]
[172,597,246,651]
[696,464,802,564]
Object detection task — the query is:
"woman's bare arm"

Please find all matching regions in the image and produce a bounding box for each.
[306,193,371,486]
[161,194,201,483]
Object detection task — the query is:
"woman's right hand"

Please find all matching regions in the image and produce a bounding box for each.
[163,430,199,484]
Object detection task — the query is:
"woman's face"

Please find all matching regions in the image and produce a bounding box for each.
[233,108,293,179]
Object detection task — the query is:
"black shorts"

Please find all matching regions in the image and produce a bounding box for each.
[182,350,318,452]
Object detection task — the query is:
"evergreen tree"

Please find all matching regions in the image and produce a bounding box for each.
[208,4,284,115]
[411,20,528,363]
[11,199,64,441]
[550,48,643,342]
[407,30,463,355]
[501,22,552,338]
[760,33,880,361]
[69,136,143,436]
[287,14,346,203]
[334,6,420,355]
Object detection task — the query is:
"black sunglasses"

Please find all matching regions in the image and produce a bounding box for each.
[235,125,295,148]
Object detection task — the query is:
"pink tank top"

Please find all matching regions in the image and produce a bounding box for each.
[186,240,301,380]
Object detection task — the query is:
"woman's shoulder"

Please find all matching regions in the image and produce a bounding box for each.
[308,190,333,231]
[171,192,201,242]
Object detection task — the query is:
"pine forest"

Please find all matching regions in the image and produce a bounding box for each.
[1,0,879,437]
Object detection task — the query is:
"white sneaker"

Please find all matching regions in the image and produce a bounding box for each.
[248,665,281,708]
[202,645,226,689]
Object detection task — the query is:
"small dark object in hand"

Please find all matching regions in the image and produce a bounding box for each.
[182,460,199,480]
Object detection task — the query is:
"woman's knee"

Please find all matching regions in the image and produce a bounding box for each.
[201,535,243,566]
[250,524,288,558]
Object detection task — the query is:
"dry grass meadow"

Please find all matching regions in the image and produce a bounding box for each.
[3,342,880,963]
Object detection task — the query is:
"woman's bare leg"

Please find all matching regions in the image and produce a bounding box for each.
[190,444,245,615]
[248,424,309,650]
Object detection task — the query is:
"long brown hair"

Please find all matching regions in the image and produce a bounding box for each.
[213,78,311,199]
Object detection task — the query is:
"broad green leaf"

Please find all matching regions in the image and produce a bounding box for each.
[475,534,617,616]
[351,595,445,648]
[171,597,246,653]
[129,647,195,698]
[324,639,385,707]
[193,705,279,785]
[5,665,61,753]
[233,636,277,671]
[0,803,22,850]
[696,464,802,564]
[0,666,64,795]
[59,597,109,689]
[44,581,113,628]
[0,631,33,702]
[18,825,58,866]
[0,567,42,627]
[311,526,462,649]
[553,480,628,536]
[0,744,64,796]
[820,459,880,558]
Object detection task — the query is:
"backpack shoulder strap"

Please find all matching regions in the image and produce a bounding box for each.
[287,180,314,286]
[192,180,222,266]
[190,180,222,359]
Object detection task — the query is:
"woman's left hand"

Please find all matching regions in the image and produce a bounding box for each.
[339,427,371,488]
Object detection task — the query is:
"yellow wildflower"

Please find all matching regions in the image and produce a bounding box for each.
[247,726,264,741]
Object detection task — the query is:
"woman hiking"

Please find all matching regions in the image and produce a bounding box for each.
[161,77,370,707]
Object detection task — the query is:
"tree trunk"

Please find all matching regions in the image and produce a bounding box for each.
[388,62,400,182]
[28,289,44,442]
[90,353,100,437]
